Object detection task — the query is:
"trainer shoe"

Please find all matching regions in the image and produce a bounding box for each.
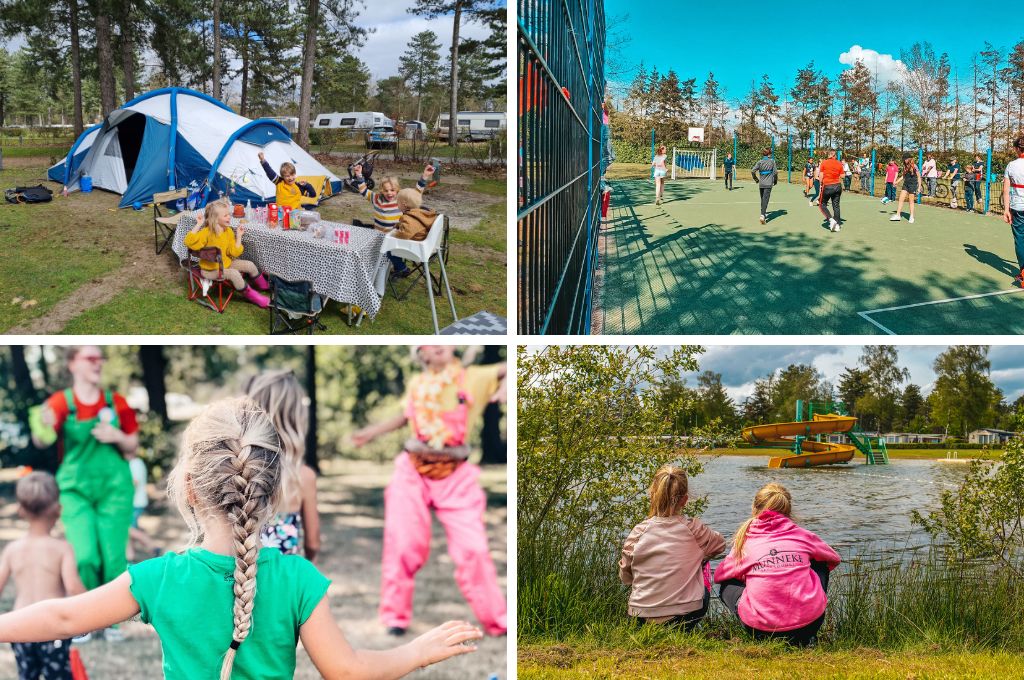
[835,222,842,232]
[889,214,900,221]
[829,219,838,231]
[103,626,126,642]
[759,214,766,224]
[909,216,915,224]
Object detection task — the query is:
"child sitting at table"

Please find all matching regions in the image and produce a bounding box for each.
[258,151,318,209]
[393,188,438,241]
[353,163,435,277]
[184,200,270,308]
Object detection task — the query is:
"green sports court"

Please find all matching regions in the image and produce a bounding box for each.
[596,175,1023,334]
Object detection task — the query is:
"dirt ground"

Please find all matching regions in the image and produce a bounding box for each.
[0,460,508,679]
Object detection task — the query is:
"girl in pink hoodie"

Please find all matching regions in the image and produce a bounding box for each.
[619,465,725,631]
[714,483,840,646]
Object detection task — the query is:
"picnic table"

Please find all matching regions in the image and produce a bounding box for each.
[172,212,389,319]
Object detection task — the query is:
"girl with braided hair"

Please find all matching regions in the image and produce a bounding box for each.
[0,397,482,678]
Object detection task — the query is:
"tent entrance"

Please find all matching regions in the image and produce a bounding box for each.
[112,112,147,185]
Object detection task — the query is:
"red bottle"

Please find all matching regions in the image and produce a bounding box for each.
[283,206,291,229]
[269,203,278,222]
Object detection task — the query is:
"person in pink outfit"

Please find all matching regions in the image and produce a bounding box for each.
[619,465,725,631]
[713,483,840,646]
[351,346,508,638]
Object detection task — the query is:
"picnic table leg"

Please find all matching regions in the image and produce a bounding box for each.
[436,254,458,323]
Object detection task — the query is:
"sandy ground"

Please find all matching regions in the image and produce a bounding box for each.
[0,460,508,679]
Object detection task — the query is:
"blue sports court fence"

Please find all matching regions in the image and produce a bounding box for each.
[517,0,606,335]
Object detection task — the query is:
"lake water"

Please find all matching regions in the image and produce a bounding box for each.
[693,455,970,562]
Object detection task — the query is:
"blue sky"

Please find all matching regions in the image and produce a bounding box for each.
[680,346,1024,404]
[603,0,1023,103]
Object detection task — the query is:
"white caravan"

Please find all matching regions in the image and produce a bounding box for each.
[435,111,506,141]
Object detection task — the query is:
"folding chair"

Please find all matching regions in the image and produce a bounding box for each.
[268,274,326,334]
[184,247,233,313]
[153,189,190,255]
[380,214,457,334]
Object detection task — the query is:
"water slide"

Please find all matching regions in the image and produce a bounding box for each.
[742,414,859,468]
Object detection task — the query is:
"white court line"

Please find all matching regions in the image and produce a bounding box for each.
[858,287,1024,335]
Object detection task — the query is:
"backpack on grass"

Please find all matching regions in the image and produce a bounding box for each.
[5,185,53,204]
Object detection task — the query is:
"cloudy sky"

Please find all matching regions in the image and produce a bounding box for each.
[603,0,1022,109]
[354,0,500,80]
[678,346,1024,404]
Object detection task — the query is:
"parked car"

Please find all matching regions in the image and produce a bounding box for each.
[365,125,398,149]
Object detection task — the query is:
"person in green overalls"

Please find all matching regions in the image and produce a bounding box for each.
[31,346,137,641]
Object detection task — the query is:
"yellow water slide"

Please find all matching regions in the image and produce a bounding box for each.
[742,414,859,468]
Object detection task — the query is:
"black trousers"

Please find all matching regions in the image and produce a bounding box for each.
[759,186,772,216]
[819,184,842,223]
[638,587,711,632]
[718,560,831,646]
[725,171,733,190]
[12,640,72,680]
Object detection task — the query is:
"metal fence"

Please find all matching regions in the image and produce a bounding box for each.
[517,0,606,335]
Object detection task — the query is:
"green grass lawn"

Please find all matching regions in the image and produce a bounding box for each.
[519,641,1024,679]
[707,447,1002,461]
[598,169,1018,334]
[0,160,505,334]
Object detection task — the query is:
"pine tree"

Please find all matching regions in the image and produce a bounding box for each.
[399,31,445,121]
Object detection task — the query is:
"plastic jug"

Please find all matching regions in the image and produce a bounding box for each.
[81,175,93,193]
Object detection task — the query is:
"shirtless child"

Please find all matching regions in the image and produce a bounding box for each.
[0,471,85,679]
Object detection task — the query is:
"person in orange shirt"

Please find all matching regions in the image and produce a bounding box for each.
[816,150,845,232]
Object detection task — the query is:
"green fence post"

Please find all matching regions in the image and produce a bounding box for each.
[871,149,876,196]
[985,147,992,213]
[788,134,792,184]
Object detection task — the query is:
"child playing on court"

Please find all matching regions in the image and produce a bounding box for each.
[881,159,900,203]
[714,483,840,647]
[890,156,922,224]
[619,465,725,631]
[723,153,735,190]
[944,157,962,208]
[752,148,778,224]
[0,398,481,679]
[966,154,985,212]
[352,163,434,277]
[245,370,321,561]
[184,199,270,308]
[257,151,318,210]
[804,156,815,195]
[0,472,86,680]
[393,188,439,241]
[651,144,668,205]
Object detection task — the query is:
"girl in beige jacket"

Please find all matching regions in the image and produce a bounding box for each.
[619,465,725,630]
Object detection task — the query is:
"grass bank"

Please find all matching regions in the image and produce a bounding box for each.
[706,447,1003,461]
[0,158,505,334]
[519,641,1024,679]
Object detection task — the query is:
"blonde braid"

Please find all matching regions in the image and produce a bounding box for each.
[166,397,282,680]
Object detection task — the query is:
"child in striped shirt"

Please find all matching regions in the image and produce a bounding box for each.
[353,163,434,277]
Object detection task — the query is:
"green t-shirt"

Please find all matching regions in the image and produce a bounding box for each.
[129,547,330,679]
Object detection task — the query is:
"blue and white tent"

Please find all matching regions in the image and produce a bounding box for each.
[48,87,341,208]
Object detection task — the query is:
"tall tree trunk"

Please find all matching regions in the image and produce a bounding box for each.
[973,58,979,155]
[138,346,168,424]
[479,346,505,465]
[240,40,250,116]
[94,9,117,115]
[121,13,135,102]
[447,0,462,147]
[305,346,320,474]
[213,0,222,99]
[9,346,37,426]
[70,0,83,136]
[297,0,318,149]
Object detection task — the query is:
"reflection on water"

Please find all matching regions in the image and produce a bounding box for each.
[694,455,969,564]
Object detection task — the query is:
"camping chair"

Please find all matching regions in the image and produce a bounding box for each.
[184,247,233,313]
[268,274,326,335]
[380,214,457,334]
[153,189,190,255]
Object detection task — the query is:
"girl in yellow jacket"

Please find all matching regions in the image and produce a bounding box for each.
[183,200,270,308]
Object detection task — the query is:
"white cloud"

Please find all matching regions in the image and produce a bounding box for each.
[838,45,907,88]
[359,14,491,83]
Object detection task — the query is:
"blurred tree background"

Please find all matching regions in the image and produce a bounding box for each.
[0,345,506,479]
